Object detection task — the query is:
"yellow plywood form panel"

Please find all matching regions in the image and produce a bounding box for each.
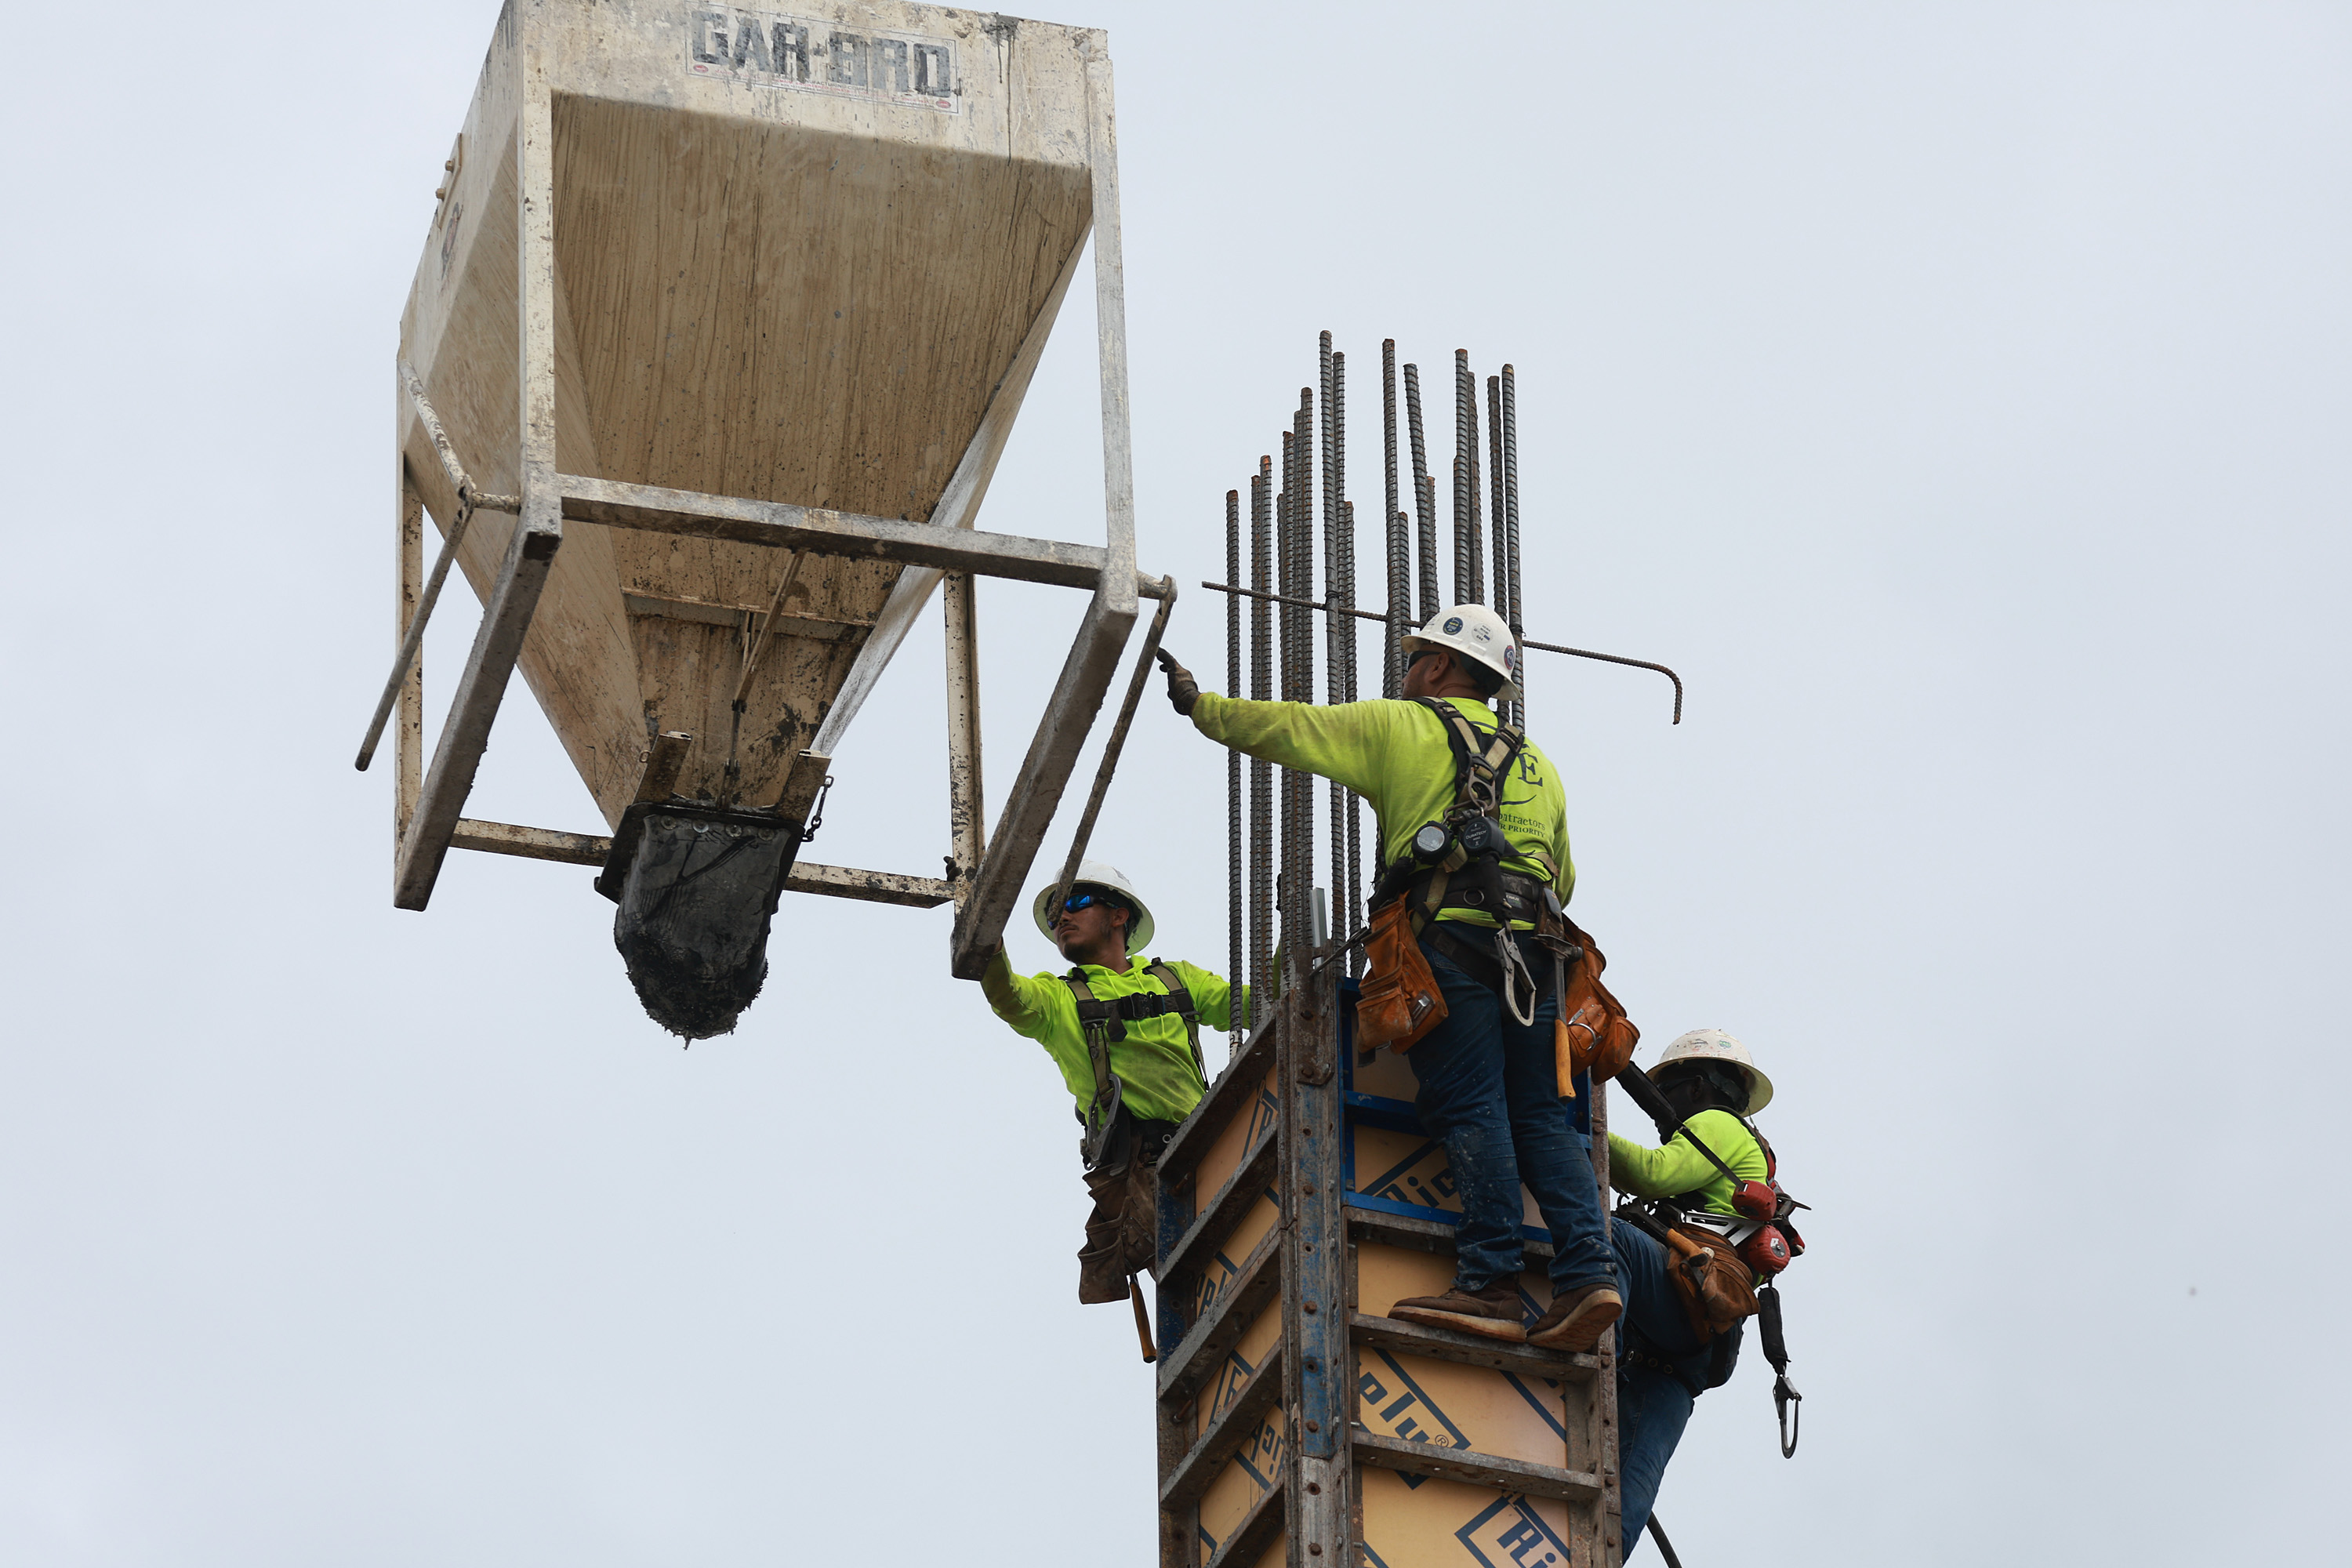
[1359,1468,1575,1568]
[1352,1123,1549,1234]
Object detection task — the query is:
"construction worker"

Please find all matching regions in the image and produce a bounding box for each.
[1156,606,1622,1352]
[977,861,1247,1306]
[1609,1029,1777,1559]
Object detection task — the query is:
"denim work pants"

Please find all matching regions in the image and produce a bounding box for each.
[1403,924,1615,1294]
[1612,1223,1742,1559]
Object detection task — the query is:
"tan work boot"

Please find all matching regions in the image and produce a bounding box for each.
[1388,1282,1527,1342]
[1526,1282,1623,1352]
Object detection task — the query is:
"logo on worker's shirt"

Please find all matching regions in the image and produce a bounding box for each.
[1457,1494,1571,1567]
[687,8,959,112]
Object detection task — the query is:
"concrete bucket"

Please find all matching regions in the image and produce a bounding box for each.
[371,0,1147,1036]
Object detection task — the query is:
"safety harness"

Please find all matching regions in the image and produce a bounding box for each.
[1613,1104,1809,1457]
[1064,961,1202,1172]
[1367,698,1559,1024]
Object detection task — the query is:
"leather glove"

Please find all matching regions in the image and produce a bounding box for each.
[1156,648,1199,716]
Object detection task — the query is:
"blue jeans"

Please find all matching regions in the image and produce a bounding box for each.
[1612,1224,1741,1559]
[1403,925,1615,1294]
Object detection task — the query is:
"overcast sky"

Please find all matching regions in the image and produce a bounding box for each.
[2,2,2346,1563]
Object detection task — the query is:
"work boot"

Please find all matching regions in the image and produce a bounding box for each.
[1526,1282,1623,1352]
[1388,1282,1527,1342]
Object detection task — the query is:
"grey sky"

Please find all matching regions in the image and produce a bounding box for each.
[2,2,2344,1562]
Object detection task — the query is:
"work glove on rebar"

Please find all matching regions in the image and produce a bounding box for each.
[1156,648,1199,716]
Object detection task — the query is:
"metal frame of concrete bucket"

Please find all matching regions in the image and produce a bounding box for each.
[359,0,1158,1031]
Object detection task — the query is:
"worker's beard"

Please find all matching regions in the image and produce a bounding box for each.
[1058,921,1124,965]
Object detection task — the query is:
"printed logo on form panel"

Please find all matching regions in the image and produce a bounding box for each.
[1242,1083,1279,1156]
[1362,1137,1462,1214]
[686,9,960,111]
[1504,1370,1569,1443]
[1231,1412,1286,1491]
[1357,1349,1474,1490]
[1204,1348,1258,1428]
[1190,1247,1241,1323]
[1456,1494,1571,1568]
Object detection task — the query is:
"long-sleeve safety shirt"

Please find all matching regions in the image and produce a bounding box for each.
[1189,692,1573,927]
[981,948,1246,1124]
[1609,1109,1769,1217]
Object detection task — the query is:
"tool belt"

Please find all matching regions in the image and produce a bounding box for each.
[1624,1199,1760,1341]
[1423,920,1555,998]
[1066,962,1201,1173]
[1076,1103,1182,1179]
[1356,895,1449,1051]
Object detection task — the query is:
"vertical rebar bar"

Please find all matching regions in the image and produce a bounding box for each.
[1341,498,1363,968]
[1225,486,1243,1048]
[1383,339,1405,696]
[1250,458,1272,1027]
[1452,352,1472,604]
[1287,387,1316,978]
[1404,363,1438,622]
[1276,431,1295,994]
[1488,374,1507,617]
[1321,338,1346,969]
[1502,364,1523,728]
[1459,350,1484,605]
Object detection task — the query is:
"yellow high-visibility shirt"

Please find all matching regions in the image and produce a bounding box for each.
[981,949,1246,1124]
[1608,1109,1769,1218]
[1189,692,1573,925]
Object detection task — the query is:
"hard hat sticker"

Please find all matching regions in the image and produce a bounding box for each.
[1442,616,1464,634]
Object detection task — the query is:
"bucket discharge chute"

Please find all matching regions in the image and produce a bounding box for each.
[372,0,1149,1033]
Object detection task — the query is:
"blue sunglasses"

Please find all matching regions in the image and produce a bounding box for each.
[1061,888,1123,914]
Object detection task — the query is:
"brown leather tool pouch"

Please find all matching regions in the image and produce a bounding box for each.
[1552,916,1641,1086]
[1356,897,1448,1051]
[1664,1223,1762,1341]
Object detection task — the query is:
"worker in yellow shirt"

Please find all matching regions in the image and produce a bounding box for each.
[1156,606,1622,1353]
[1608,1029,1780,1559]
[976,861,1247,1305]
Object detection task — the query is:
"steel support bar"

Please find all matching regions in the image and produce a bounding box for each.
[393,463,423,866]
[1044,579,1176,920]
[947,581,1136,978]
[1352,1430,1604,1503]
[451,818,608,863]
[391,510,562,910]
[443,818,953,908]
[560,474,1116,590]
[942,572,985,904]
[393,36,568,913]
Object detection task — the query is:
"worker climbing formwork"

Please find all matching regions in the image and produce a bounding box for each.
[978,859,1247,1324]
[1134,332,1796,1567]
[359,0,1160,1037]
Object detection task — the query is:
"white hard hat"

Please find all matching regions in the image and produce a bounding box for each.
[1651,1027,1774,1115]
[1032,859,1156,954]
[1403,604,1522,700]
